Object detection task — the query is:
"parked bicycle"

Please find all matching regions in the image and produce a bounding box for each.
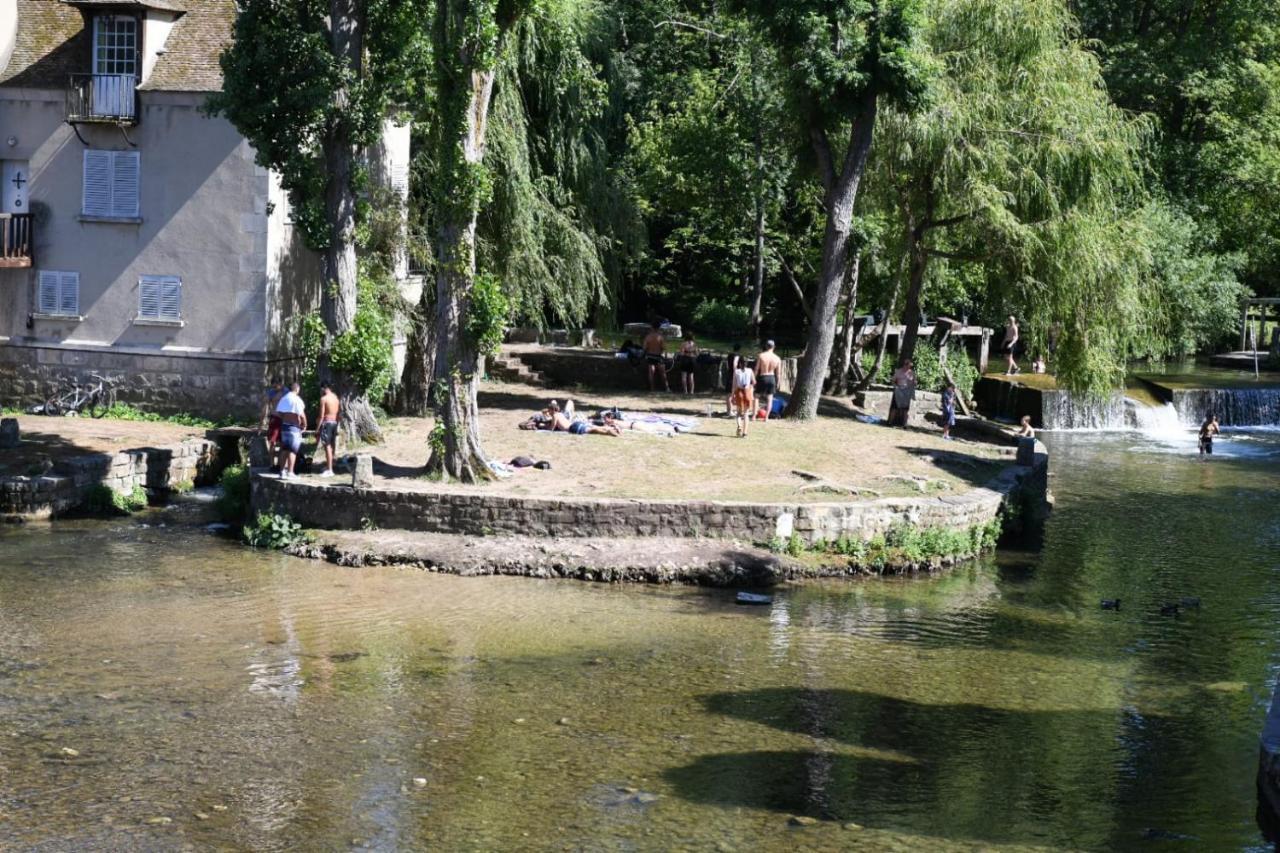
[42,374,117,418]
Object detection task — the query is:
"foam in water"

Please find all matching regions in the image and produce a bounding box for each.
[1127,400,1184,438]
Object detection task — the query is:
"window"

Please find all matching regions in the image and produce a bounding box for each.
[37,271,79,317]
[93,16,138,77]
[138,275,181,321]
[83,150,140,219]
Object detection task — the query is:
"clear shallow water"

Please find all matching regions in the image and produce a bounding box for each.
[1,430,1279,851]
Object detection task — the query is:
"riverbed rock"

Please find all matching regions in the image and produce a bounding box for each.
[1016,436,1036,466]
[0,419,18,449]
[352,454,374,489]
[248,436,272,468]
[788,815,819,827]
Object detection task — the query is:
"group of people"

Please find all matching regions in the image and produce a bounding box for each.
[260,378,341,479]
[727,341,783,437]
[640,321,702,394]
[1001,315,1049,376]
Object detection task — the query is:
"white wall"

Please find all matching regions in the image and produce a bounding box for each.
[0,89,283,354]
[140,12,178,86]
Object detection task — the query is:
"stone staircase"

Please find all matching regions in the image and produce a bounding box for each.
[487,351,548,387]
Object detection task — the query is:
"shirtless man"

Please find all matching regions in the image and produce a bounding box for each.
[316,382,340,477]
[642,320,670,392]
[754,340,782,421]
[275,382,307,479]
[1002,315,1020,375]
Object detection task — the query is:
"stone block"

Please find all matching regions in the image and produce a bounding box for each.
[352,454,374,489]
[1016,437,1036,466]
[0,418,18,449]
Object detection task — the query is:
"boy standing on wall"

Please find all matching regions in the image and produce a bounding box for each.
[317,383,341,477]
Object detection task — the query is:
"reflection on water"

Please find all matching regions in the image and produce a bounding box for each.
[1,430,1279,850]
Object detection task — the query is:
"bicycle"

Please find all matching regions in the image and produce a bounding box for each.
[43,374,117,418]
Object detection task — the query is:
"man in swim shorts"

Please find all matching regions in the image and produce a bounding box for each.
[317,382,340,477]
[642,320,670,392]
[1199,411,1219,456]
[754,340,782,421]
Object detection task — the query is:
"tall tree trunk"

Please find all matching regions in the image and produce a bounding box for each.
[747,126,767,331]
[426,66,498,482]
[897,214,931,369]
[320,0,381,443]
[832,253,862,395]
[393,293,434,416]
[787,95,878,419]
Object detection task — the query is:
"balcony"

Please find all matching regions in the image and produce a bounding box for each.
[67,73,138,125]
[0,214,32,268]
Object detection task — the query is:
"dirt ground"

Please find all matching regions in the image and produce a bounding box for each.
[368,381,1010,503]
[0,415,205,477]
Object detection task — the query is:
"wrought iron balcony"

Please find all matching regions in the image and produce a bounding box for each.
[66,73,139,124]
[0,214,32,268]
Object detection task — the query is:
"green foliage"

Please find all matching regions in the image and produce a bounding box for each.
[208,0,428,250]
[215,465,251,524]
[861,343,978,398]
[292,269,396,408]
[466,273,511,357]
[790,518,1002,569]
[83,484,147,516]
[690,299,751,339]
[98,403,237,429]
[244,511,310,550]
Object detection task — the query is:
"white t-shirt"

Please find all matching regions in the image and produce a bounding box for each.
[734,367,755,390]
[275,391,305,417]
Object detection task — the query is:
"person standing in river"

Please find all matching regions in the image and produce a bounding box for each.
[642,320,670,393]
[754,340,782,421]
[1199,411,1220,456]
[888,358,916,427]
[1002,315,1021,375]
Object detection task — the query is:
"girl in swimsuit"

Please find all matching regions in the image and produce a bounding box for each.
[732,363,756,437]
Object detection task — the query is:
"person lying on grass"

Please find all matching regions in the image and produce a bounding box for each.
[548,401,621,437]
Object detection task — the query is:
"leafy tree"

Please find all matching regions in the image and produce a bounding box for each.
[1073,0,1280,295]
[210,0,426,441]
[726,0,932,419]
[426,0,535,481]
[880,0,1151,394]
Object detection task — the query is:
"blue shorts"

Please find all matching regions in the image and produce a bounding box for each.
[281,424,302,453]
[569,421,587,435]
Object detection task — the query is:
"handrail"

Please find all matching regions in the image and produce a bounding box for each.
[66,72,138,123]
[0,212,32,262]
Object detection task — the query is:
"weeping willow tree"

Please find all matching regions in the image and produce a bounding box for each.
[880,0,1153,394]
[398,0,635,418]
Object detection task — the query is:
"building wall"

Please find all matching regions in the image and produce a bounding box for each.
[0,87,322,414]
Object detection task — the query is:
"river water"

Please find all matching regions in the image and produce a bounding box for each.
[2,426,1280,851]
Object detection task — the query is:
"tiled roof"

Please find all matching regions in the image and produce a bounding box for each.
[64,0,188,11]
[0,0,235,93]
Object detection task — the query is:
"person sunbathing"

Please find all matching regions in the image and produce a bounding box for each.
[548,401,620,436]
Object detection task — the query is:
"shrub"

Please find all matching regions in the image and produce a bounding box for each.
[99,403,235,429]
[244,511,309,549]
[216,464,251,523]
[690,299,750,338]
[860,343,979,398]
[83,483,147,515]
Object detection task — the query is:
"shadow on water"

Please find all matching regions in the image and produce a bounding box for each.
[664,687,1127,847]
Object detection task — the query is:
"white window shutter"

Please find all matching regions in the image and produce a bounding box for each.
[59,272,79,315]
[83,151,111,216]
[160,277,180,319]
[139,277,160,318]
[111,151,140,218]
[38,271,59,313]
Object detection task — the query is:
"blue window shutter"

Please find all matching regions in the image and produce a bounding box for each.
[111,151,139,218]
[38,270,59,313]
[83,151,111,216]
[59,272,79,315]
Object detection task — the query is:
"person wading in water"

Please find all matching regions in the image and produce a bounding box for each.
[643,320,670,392]
[754,340,782,421]
[1199,411,1220,456]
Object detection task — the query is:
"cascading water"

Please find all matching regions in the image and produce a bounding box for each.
[1125,398,1185,437]
[1171,388,1280,427]
[1041,389,1127,430]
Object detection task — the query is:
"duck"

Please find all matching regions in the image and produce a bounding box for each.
[1179,597,1201,608]
[1159,603,1180,617]
[1100,599,1121,611]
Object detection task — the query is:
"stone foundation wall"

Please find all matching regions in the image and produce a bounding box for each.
[0,437,222,519]
[0,343,299,420]
[252,444,1049,546]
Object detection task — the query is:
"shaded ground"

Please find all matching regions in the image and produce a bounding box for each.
[367,381,1010,503]
[0,415,205,476]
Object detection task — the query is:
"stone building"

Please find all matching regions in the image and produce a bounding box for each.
[0,0,410,418]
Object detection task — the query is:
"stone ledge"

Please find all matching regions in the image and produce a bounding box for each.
[251,440,1049,550]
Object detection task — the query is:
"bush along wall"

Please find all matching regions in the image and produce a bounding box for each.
[777,517,1004,574]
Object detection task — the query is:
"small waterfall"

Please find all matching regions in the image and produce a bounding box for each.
[1171,388,1280,427]
[1041,389,1127,430]
[1125,399,1184,436]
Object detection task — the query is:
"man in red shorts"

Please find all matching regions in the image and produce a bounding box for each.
[259,377,285,473]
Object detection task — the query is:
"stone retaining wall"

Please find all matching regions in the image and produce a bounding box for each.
[0,343,299,420]
[0,437,223,519]
[251,443,1048,546]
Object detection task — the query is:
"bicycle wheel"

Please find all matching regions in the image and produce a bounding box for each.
[43,397,63,417]
[89,390,109,419]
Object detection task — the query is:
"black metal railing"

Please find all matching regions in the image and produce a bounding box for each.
[67,73,138,123]
[0,213,32,266]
